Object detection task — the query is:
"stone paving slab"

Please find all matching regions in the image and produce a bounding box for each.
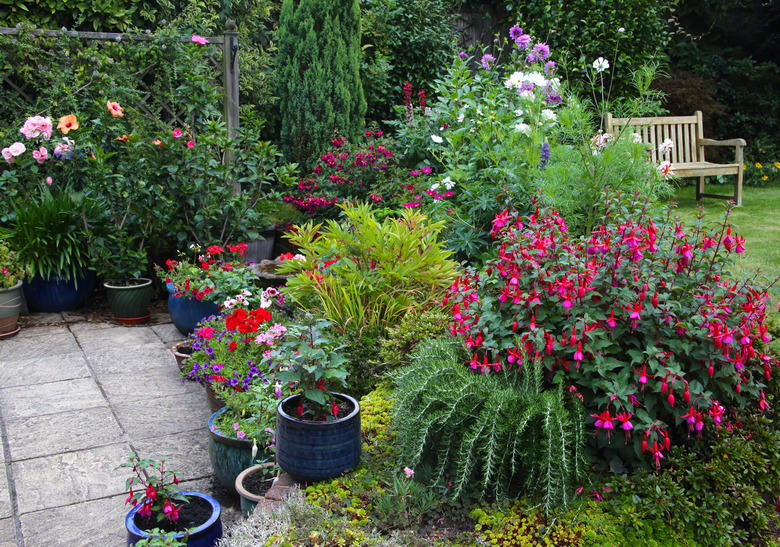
[132,429,213,482]
[74,325,166,349]
[0,327,80,362]
[95,365,202,404]
[13,442,131,514]
[5,406,126,462]
[114,389,213,441]
[0,378,107,421]
[152,323,186,345]
[19,494,127,547]
[0,442,10,520]
[85,345,181,376]
[0,352,91,390]
[0,518,16,547]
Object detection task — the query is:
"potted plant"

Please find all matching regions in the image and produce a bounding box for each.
[156,243,267,335]
[265,315,361,483]
[118,452,222,546]
[4,185,97,312]
[234,461,280,517]
[0,240,27,338]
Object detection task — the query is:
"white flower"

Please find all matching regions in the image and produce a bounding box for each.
[514,122,531,135]
[514,109,524,117]
[223,298,235,309]
[429,182,440,191]
[241,288,252,297]
[527,71,547,88]
[505,71,525,90]
[541,109,557,122]
[292,253,305,261]
[431,134,443,144]
[658,161,674,178]
[457,113,465,123]
[442,176,455,190]
[593,57,610,73]
[618,27,625,33]
[658,138,674,155]
[631,133,642,144]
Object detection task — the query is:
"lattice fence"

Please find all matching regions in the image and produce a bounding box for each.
[0,21,240,136]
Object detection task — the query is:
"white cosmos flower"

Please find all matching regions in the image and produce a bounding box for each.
[431,134,443,144]
[442,176,455,190]
[457,113,465,123]
[631,133,642,144]
[593,57,610,73]
[430,182,440,191]
[658,138,674,155]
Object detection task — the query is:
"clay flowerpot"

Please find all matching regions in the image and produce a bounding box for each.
[166,283,219,336]
[171,341,193,371]
[105,278,153,325]
[235,462,276,517]
[276,393,361,483]
[22,270,96,313]
[125,491,222,546]
[207,407,255,496]
[0,280,23,337]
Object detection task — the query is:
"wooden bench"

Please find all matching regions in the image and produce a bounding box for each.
[605,111,746,206]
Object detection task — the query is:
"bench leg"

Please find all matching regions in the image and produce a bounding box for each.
[734,167,743,207]
[696,176,705,201]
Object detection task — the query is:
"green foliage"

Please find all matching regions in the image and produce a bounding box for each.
[0,238,27,289]
[390,337,586,513]
[2,185,97,282]
[276,0,367,168]
[378,306,451,370]
[359,0,456,125]
[278,202,458,338]
[0,0,141,31]
[603,414,780,546]
[513,0,677,102]
[132,529,188,547]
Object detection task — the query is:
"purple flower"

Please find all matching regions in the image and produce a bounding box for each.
[544,61,556,75]
[544,88,562,105]
[458,51,467,60]
[509,26,523,42]
[481,54,496,71]
[539,141,551,170]
[237,431,246,439]
[532,42,550,61]
[515,34,532,50]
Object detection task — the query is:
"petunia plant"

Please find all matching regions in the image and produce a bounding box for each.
[446,191,778,468]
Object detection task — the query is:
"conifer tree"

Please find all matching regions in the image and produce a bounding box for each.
[276,0,366,168]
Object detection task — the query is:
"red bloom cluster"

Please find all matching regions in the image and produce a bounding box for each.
[225,307,272,333]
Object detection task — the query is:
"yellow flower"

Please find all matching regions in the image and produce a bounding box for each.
[57,114,78,134]
[755,162,762,168]
[775,161,780,169]
[762,175,768,181]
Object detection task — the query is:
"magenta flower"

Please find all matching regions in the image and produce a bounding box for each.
[191,34,209,45]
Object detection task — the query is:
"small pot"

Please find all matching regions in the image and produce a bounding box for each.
[276,392,361,483]
[105,277,153,324]
[235,463,276,517]
[0,280,23,335]
[125,491,222,546]
[171,340,193,371]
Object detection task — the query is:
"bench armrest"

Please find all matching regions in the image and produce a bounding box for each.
[699,138,746,148]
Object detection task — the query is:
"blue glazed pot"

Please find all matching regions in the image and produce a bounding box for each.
[276,392,361,483]
[22,270,96,313]
[125,491,222,546]
[207,407,255,496]
[166,283,220,335]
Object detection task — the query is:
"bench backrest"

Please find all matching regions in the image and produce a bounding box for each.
[605,111,705,164]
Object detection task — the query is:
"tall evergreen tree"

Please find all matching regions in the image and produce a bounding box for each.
[276,0,366,168]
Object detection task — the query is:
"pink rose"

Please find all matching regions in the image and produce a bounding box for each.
[19,116,53,140]
[1,148,14,163]
[172,128,182,138]
[8,142,26,157]
[32,147,48,164]
[45,176,52,186]
[186,140,194,149]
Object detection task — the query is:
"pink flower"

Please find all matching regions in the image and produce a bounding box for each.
[186,140,195,148]
[19,116,53,140]
[172,128,183,138]
[8,142,25,157]
[191,34,209,45]
[403,466,414,479]
[1,148,14,163]
[45,176,52,186]
[32,147,48,164]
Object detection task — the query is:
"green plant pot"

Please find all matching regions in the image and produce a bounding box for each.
[208,407,255,496]
[0,280,23,335]
[104,278,153,324]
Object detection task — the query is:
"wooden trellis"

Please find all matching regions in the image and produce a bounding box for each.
[0,20,240,136]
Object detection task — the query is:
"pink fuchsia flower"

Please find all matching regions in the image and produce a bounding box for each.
[20,116,53,140]
[106,100,124,117]
[403,466,414,479]
[32,147,48,164]
[172,128,183,138]
[136,500,153,518]
[191,34,209,45]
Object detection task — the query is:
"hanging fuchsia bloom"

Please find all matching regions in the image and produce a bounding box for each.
[721,226,736,251]
[615,412,633,440]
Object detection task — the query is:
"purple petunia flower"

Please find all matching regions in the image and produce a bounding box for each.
[458,51,467,60]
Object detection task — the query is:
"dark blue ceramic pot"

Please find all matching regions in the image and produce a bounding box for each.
[166,283,219,335]
[125,491,222,546]
[276,392,361,483]
[22,270,96,313]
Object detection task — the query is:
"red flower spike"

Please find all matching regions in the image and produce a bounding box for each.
[683,384,690,404]
[641,434,648,453]
[667,392,675,407]
[332,401,339,417]
[664,431,671,451]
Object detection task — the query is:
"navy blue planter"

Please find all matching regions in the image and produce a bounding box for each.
[207,407,255,496]
[166,283,220,335]
[22,271,96,313]
[125,491,222,546]
[276,393,361,483]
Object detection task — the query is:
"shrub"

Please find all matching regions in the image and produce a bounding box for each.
[445,191,778,469]
[390,337,586,513]
[378,306,451,370]
[275,0,366,168]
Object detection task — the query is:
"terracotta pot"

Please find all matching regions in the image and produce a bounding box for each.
[235,463,276,517]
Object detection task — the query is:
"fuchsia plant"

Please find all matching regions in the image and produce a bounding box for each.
[446,191,778,467]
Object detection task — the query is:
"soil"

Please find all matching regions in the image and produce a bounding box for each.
[281,396,355,421]
[241,471,274,498]
[133,495,213,534]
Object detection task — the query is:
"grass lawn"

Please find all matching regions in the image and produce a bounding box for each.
[667,182,780,309]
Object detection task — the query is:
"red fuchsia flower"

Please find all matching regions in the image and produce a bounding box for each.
[297,401,303,417]
[709,400,725,428]
[332,400,339,417]
[137,500,153,518]
[615,412,633,438]
[162,499,181,521]
[591,410,615,440]
[650,442,664,467]
[759,391,770,413]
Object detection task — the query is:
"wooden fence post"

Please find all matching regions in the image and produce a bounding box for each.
[223,19,240,138]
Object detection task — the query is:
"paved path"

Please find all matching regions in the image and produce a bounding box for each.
[0,311,242,546]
